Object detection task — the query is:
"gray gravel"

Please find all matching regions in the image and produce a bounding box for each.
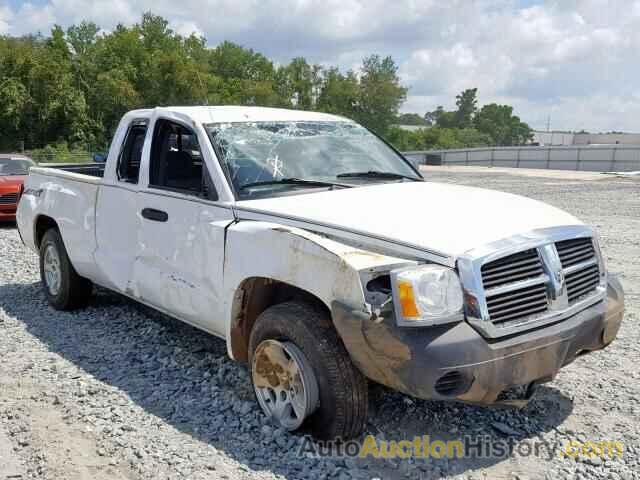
[1,167,639,480]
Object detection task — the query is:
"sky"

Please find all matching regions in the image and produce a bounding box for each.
[0,0,638,132]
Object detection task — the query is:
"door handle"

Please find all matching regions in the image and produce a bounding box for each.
[141,208,168,222]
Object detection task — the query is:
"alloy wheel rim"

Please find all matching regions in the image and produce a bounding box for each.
[43,244,61,295]
[252,339,319,430]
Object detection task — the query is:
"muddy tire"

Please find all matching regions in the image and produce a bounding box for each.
[249,300,368,440]
[39,228,93,310]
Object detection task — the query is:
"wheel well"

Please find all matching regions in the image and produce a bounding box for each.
[34,215,59,248]
[229,277,330,362]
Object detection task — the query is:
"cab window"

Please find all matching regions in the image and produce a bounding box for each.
[117,120,147,184]
[149,120,217,200]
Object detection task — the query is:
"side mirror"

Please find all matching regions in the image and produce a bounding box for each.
[93,153,107,163]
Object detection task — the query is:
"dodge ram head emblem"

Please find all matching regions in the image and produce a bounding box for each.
[554,268,565,285]
[539,244,569,310]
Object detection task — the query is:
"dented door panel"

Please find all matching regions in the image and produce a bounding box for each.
[132,190,234,334]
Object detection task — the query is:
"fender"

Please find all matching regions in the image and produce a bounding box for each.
[222,220,415,360]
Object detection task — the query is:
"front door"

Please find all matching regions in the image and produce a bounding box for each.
[132,117,234,335]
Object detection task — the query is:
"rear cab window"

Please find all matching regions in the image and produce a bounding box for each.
[117,120,148,184]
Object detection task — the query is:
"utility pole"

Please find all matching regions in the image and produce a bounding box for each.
[546,115,551,132]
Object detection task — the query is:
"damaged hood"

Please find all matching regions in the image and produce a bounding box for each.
[235,181,582,260]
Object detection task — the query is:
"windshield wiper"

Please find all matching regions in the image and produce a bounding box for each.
[336,170,422,181]
[240,177,353,190]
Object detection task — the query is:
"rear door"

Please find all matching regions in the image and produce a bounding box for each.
[94,117,148,291]
[132,114,235,335]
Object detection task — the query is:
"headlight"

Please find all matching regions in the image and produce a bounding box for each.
[390,264,464,327]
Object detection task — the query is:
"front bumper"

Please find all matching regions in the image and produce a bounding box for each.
[332,276,624,405]
[0,205,17,220]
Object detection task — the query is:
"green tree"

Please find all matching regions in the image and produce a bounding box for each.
[316,67,360,118]
[474,103,532,145]
[427,106,457,128]
[396,113,426,126]
[356,55,407,134]
[276,57,320,109]
[454,88,478,128]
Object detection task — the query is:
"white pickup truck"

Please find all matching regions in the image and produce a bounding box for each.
[17,106,624,439]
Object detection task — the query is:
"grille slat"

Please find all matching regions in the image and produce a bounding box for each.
[486,282,547,301]
[567,272,599,288]
[490,303,549,324]
[483,270,545,289]
[488,298,548,318]
[481,249,544,290]
[561,252,593,268]
[567,276,600,299]
[485,281,549,325]
[0,192,19,204]
[565,261,600,302]
[556,238,596,268]
[480,256,542,276]
[568,283,600,303]
[566,265,599,284]
[483,263,542,281]
[559,245,593,259]
[567,276,600,295]
[557,243,593,257]
[487,290,547,310]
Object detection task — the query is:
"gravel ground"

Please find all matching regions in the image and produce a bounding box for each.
[1,167,638,480]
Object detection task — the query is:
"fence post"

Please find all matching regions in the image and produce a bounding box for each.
[610,147,617,172]
[546,147,551,169]
[465,150,469,166]
[576,147,582,171]
[516,148,521,168]
[490,148,494,167]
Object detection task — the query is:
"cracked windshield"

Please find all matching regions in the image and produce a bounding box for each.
[206,121,420,198]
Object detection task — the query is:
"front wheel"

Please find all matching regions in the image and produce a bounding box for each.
[39,228,93,310]
[249,301,368,440]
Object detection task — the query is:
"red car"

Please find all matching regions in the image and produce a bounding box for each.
[0,155,35,222]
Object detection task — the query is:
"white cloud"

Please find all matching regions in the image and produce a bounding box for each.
[1,0,639,131]
[0,5,12,34]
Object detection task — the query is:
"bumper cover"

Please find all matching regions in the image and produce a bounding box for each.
[0,207,17,220]
[332,276,624,405]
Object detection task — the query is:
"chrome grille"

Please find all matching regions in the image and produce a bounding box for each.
[472,234,604,334]
[556,237,596,268]
[459,227,607,339]
[480,249,544,289]
[486,282,548,325]
[0,192,19,204]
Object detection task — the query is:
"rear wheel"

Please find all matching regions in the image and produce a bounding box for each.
[249,300,368,440]
[39,228,93,310]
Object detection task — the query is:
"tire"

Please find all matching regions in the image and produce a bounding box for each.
[39,228,93,310]
[249,300,368,440]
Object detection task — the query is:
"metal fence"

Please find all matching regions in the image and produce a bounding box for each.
[402,145,640,172]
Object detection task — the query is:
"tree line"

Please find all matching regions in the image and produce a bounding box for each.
[388,88,533,151]
[0,13,532,157]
